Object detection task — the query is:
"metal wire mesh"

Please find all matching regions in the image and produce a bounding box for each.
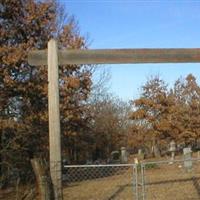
[63,164,137,200]
[142,158,200,200]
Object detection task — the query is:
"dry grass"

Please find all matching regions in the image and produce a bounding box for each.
[0,185,36,200]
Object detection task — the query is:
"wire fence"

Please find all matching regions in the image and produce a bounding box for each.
[63,164,137,200]
[141,158,200,200]
[1,158,200,200]
[63,158,200,200]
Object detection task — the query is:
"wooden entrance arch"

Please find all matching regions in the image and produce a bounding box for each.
[28,39,200,199]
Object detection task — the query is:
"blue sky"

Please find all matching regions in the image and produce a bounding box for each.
[60,1,200,100]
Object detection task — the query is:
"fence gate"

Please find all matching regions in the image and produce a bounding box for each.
[63,163,141,200]
[140,158,200,200]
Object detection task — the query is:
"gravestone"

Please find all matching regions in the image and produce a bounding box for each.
[110,151,120,164]
[121,147,128,164]
[138,149,142,155]
[138,148,145,160]
[196,138,200,150]
[183,147,192,172]
[197,151,200,160]
[169,140,176,163]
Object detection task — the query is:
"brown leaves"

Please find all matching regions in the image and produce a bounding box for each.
[66,77,80,89]
[130,74,200,149]
[1,0,93,176]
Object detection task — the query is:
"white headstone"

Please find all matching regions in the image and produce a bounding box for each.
[169,140,176,152]
[138,149,142,155]
[169,140,176,163]
[183,147,192,171]
[197,151,200,159]
[138,148,145,160]
[121,147,128,164]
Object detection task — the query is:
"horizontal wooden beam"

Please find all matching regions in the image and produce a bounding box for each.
[28,48,200,66]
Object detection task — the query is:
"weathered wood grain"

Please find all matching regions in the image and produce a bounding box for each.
[28,48,200,65]
[48,39,63,200]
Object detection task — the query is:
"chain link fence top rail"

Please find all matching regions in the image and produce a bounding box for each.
[63,164,137,200]
[141,158,200,200]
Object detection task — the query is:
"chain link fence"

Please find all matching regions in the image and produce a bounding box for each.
[63,158,200,200]
[63,164,137,200]
[141,158,200,200]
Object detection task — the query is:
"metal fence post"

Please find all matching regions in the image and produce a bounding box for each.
[141,163,146,200]
[133,164,139,200]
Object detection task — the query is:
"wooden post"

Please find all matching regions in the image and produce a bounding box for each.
[28,48,200,66]
[31,158,53,200]
[48,39,63,200]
